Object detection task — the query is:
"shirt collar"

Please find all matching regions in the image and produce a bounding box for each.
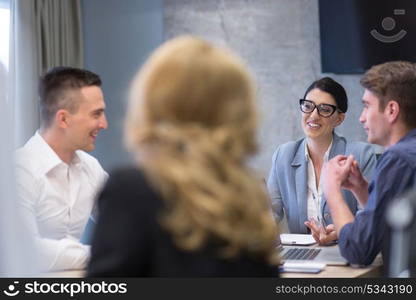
[304,138,333,162]
[398,128,416,144]
[30,131,82,174]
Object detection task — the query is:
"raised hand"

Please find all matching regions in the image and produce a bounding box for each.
[342,160,363,189]
[341,160,369,207]
[304,217,338,245]
[322,155,355,195]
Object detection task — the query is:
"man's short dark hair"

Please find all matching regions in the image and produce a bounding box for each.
[360,61,416,129]
[39,66,102,127]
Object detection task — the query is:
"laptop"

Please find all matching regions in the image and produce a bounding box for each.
[277,234,348,266]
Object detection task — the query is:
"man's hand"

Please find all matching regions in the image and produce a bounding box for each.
[304,218,337,245]
[322,155,355,196]
[341,160,365,189]
[341,160,369,207]
[321,155,357,234]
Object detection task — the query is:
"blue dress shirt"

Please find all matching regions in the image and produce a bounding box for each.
[339,129,416,266]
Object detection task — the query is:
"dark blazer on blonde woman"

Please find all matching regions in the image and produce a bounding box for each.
[87,167,279,277]
[267,133,377,233]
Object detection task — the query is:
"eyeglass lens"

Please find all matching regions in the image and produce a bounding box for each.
[300,100,336,117]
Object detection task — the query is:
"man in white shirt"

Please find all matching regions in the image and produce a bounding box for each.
[15,67,108,271]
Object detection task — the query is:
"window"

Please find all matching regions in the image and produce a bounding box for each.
[0,0,10,69]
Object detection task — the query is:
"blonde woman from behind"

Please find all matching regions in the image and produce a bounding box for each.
[88,36,279,277]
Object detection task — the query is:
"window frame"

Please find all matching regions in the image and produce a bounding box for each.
[0,0,10,69]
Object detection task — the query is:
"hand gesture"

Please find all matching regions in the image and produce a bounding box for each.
[322,155,355,195]
[304,218,337,245]
[341,160,369,207]
[341,160,367,189]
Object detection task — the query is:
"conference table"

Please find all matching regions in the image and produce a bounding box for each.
[43,256,383,278]
[281,255,383,278]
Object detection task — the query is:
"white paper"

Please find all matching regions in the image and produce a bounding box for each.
[280,234,316,245]
[282,261,326,273]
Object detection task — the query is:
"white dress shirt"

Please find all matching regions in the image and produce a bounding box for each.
[305,140,332,224]
[15,132,108,271]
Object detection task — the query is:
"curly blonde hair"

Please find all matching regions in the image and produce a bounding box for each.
[125,36,278,264]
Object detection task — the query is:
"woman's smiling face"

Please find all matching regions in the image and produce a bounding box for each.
[301,88,345,140]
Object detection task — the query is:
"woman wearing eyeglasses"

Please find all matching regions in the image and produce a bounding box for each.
[267,77,376,245]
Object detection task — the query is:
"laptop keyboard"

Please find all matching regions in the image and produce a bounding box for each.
[282,248,321,260]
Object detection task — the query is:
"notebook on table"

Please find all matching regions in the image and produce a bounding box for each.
[280,233,316,246]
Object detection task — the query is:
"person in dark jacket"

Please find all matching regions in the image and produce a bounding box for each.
[87,36,279,277]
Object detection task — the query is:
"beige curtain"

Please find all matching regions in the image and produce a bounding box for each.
[9,0,83,146]
[36,0,84,73]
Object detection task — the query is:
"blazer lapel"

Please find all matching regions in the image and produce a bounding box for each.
[291,139,308,233]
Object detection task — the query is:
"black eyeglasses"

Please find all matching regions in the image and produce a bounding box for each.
[299,99,339,118]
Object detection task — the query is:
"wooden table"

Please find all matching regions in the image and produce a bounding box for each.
[41,269,85,277]
[43,256,382,278]
[42,243,383,279]
[281,255,383,278]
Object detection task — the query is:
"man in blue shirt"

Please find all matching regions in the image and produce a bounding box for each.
[316,61,416,267]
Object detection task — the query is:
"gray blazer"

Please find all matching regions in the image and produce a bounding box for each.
[267,133,377,233]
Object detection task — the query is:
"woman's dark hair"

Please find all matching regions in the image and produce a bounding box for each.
[303,77,348,113]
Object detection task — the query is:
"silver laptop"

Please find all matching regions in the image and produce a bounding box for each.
[277,234,348,266]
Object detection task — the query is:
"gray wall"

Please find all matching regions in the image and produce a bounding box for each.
[165,0,372,176]
[82,0,376,176]
[82,0,164,171]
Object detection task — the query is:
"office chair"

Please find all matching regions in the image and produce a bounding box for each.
[386,189,416,277]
